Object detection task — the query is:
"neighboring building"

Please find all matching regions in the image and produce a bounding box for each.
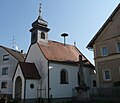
[0,46,25,98]
[13,5,95,103]
[87,4,120,88]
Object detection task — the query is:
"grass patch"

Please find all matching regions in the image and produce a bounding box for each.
[62,101,73,103]
[0,98,18,103]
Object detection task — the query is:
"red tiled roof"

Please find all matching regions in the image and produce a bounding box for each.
[38,40,94,67]
[19,62,41,79]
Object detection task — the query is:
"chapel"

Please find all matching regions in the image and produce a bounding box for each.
[12,4,95,103]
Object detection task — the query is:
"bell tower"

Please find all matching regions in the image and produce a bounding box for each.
[30,4,50,45]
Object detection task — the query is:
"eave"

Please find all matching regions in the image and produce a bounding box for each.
[87,3,120,49]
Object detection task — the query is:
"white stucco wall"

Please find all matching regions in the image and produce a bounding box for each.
[25,43,95,99]
[25,43,48,98]
[13,65,25,99]
[25,80,40,99]
[26,44,48,78]
[49,62,78,98]
[49,62,95,98]
[13,65,42,100]
[0,47,18,95]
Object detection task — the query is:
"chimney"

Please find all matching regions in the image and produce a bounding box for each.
[74,41,76,47]
[21,50,23,53]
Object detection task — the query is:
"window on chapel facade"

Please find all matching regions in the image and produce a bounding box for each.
[60,69,68,84]
[41,32,45,39]
[93,80,96,87]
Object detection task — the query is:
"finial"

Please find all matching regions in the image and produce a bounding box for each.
[39,3,42,19]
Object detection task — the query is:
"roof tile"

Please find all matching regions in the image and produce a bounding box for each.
[38,40,94,67]
[19,62,41,79]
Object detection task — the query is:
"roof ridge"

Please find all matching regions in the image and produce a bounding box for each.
[1,45,20,53]
[1,45,25,62]
[87,3,120,48]
[48,40,74,47]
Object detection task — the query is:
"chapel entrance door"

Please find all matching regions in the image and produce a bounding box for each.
[15,76,22,100]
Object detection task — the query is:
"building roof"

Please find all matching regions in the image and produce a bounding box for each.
[0,46,25,62]
[87,3,120,48]
[38,40,94,67]
[19,62,41,79]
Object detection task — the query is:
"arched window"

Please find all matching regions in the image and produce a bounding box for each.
[60,69,68,84]
[93,80,96,87]
[41,32,45,39]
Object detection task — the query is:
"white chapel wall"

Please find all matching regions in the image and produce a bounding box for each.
[13,65,25,99]
[49,62,78,98]
[25,43,48,98]
[25,79,40,99]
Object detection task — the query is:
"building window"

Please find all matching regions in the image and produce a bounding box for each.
[60,69,68,84]
[116,42,120,53]
[3,54,9,61]
[93,80,96,87]
[2,67,8,75]
[41,32,45,39]
[1,82,7,88]
[119,67,120,75]
[103,69,111,81]
[101,46,108,56]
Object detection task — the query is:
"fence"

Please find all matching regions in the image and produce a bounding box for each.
[90,87,120,98]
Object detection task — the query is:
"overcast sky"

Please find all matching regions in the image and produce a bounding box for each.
[0,0,120,64]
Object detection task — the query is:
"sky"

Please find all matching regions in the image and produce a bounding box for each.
[0,0,120,64]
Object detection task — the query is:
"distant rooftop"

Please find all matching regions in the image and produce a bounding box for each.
[0,45,26,62]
